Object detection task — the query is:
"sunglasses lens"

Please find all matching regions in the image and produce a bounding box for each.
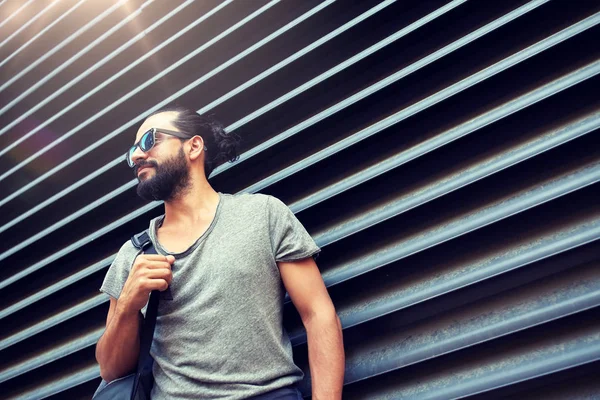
[126,129,155,168]
[140,130,154,152]
[126,146,136,167]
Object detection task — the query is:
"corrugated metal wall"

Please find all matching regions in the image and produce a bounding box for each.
[0,0,599,398]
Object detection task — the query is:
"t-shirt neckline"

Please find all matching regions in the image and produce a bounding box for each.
[151,192,224,258]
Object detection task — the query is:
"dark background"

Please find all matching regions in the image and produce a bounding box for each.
[0,0,599,398]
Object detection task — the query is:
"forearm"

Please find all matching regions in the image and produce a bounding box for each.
[96,303,141,382]
[305,311,345,400]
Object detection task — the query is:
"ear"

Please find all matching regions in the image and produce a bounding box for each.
[188,135,205,161]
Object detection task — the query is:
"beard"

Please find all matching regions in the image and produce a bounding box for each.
[135,147,191,202]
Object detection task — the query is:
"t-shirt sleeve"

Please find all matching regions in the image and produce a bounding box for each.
[267,196,321,262]
[100,241,139,299]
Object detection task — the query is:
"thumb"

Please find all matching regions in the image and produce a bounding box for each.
[166,255,176,264]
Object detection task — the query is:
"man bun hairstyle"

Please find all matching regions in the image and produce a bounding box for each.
[148,105,240,178]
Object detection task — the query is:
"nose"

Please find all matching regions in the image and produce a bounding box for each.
[131,145,148,166]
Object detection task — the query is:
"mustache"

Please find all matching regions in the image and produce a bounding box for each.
[133,160,158,176]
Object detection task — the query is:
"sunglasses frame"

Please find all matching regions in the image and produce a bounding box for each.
[126,128,198,168]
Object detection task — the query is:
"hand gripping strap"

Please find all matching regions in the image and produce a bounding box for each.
[131,230,173,302]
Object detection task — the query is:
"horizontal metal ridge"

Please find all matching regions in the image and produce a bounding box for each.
[204,0,468,123]
[241,17,600,194]
[0,0,132,94]
[0,0,464,236]
[0,255,113,320]
[0,0,36,31]
[349,322,600,399]
[0,0,153,116]
[289,162,600,342]
[0,0,548,211]
[0,0,89,69]
[6,154,597,328]
[0,157,125,236]
[4,257,598,386]
[0,328,103,383]
[321,169,600,288]
[313,110,600,246]
[0,0,196,122]
[0,178,139,262]
[2,3,589,268]
[4,173,598,352]
[0,294,106,352]
[0,0,327,185]
[341,264,600,385]
[9,364,99,400]
[1,95,597,294]
[0,0,450,260]
[0,0,230,142]
[0,201,158,291]
[289,61,600,214]
[0,0,61,52]
[218,0,555,177]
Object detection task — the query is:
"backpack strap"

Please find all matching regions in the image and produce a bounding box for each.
[130,230,159,400]
[131,230,152,251]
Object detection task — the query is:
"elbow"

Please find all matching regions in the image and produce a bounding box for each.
[99,367,114,384]
[98,357,121,383]
[96,343,117,383]
[96,349,136,383]
[97,353,112,383]
[97,357,110,383]
[95,336,139,383]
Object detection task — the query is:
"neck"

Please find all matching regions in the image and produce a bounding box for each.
[162,174,220,227]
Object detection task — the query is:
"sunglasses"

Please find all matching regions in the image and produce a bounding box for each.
[126,128,204,168]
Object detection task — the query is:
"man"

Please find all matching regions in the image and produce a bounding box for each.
[95,106,345,399]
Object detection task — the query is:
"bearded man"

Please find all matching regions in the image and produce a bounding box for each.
[95,106,345,400]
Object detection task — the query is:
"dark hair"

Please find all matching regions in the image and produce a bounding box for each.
[147,105,240,178]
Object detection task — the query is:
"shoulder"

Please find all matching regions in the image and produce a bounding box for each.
[220,193,293,225]
[100,238,141,298]
[113,238,140,267]
[221,192,282,210]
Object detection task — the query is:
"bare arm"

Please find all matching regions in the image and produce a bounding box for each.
[95,254,174,382]
[95,297,141,382]
[279,257,345,400]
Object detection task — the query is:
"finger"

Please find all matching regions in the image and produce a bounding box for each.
[145,268,173,283]
[144,261,173,270]
[144,278,169,292]
[165,255,175,264]
[134,255,171,270]
[139,254,171,261]
[155,279,170,292]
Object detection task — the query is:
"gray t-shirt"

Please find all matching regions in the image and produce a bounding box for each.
[100,193,321,399]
